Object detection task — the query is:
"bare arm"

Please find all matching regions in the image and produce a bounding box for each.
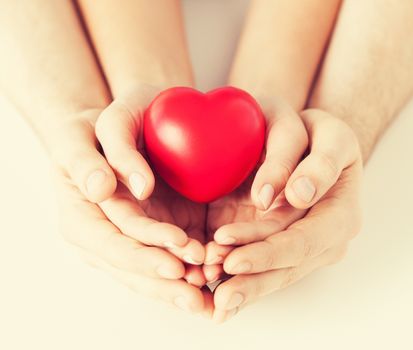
[309,0,413,161]
[77,0,193,97]
[0,0,110,149]
[229,0,341,110]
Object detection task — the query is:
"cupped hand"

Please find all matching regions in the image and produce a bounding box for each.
[94,85,207,282]
[54,167,211,314]
[210,109,363,322]
[204,98,309,286]
[50,85,211,314]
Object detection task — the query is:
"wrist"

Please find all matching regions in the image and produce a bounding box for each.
[33,108,104,160]
[106,57,194,99]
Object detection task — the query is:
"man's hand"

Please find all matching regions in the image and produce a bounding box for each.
[210,109,363,322]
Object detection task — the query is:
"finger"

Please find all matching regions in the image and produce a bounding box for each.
[200,287,214,320]
[167,238,205,266]
[95,93,155,200]
[80,247,205,314]
[203,264,224,284]
[204,241,233,265]
[214,245,348,312]
[53,119,117,203]
[251,99,308,210]
[184,264,207,287]
[58,180,185,279]
[99,185,188,248]
[285,109,360,209]
[223,192,359,274]
[213,204,306,246]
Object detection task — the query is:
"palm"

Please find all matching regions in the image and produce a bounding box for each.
[207,174,305,241]
[141,174,207,244]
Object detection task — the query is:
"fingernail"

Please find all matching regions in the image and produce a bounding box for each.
[292,176,316,202]
[86,170,106,196]
[218,236,236,245]
[156,264,178,279]
[208,276,219,284]
[174,296,191,312]
[230,261,252,274]
[225,292,244,310]
[164,241,179,249]
[205,255,223,265]
[129,172,146,199]
[258,183,275,210]
[183,255,202,265]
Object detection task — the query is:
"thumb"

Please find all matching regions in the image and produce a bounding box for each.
[251,100,308,210]
[52,117,117,203]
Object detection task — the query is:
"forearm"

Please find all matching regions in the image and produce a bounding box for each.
[78,0,193,98]
[0,1,110,149]
[309,0,413,162]
[229,0,341,111]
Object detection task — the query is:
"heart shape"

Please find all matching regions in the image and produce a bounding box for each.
[143,86,266,202]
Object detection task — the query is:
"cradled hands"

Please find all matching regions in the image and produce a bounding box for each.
[208,107,363,322]
[52,89,363,323]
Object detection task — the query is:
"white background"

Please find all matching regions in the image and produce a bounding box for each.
[1,1,412,349]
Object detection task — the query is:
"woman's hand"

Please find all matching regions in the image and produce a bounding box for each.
[204,98,309,285]
[94,85,207,283]
[210,109,363,322]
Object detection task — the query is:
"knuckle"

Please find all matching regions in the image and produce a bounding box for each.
[261,241,276,270]
[314,151,340,184]
[280,267,300,289]
[291,228,319,263]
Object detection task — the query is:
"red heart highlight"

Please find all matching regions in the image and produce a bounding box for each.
[143,86,266,202]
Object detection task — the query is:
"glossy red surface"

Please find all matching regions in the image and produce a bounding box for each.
[143,86,266,202]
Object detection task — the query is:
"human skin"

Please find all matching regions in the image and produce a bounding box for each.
[0,0,208,313]
[2,0,413,322]
[209,0,413,322]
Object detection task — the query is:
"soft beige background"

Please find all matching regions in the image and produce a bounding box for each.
[1,1,412,349]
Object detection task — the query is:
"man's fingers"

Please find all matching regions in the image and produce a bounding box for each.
[251,100,308,210]
[223,192,359,274]
[57,181,185,279]
[53,119,117,203]
[80,248,205,314]
[96,95,155,201]
[285,109,361,209]
[214,245,348,315]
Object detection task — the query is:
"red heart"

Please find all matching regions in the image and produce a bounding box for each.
[143,86,266,203]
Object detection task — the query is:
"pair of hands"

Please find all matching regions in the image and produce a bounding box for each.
[52,85,362,323]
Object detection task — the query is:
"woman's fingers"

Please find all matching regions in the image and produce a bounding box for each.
[223,180,360,275]
[184,264,207,287]
[95,90,156,200]
[52,117,117,203]
[213,245,348,320]
[204,241,233,265]
[251,99,308,210]
[285,109,361,209]
[213,203,306,246]
[99,185,189,248]
[203,264,225,284]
